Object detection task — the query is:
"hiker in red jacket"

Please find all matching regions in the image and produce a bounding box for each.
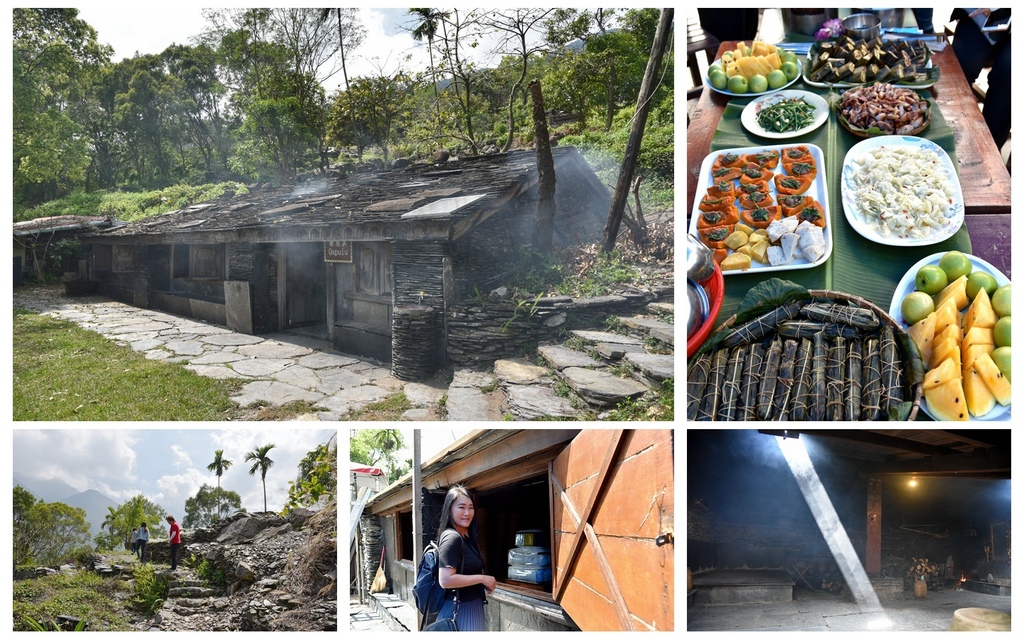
[166,515,182,570]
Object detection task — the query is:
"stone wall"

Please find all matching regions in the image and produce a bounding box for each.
[446,292,658,367]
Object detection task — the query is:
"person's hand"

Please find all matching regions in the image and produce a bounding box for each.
[481,575,497,593]
[969,9,992,19]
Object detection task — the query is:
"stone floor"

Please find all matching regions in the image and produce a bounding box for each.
[688,586,1011,632]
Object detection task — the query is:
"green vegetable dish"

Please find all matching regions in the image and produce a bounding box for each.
[756,97,816,134]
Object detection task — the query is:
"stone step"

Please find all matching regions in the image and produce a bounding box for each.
[624,352,674,384]
[537,345,603,370]
[168,586,217,598]
[445,369,505,421]
[647,301,674,316]
[559,367,649,408]
[570,329,642,346]
[617,316,675,346]
[505,383,581,420]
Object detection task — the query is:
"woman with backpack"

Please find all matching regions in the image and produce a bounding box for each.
[432,485,495,631]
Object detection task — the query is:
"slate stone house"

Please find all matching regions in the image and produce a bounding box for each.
[80,147,610,366]
[359,428,674,631]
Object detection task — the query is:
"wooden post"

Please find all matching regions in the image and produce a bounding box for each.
[601,8,673,254]
[866,477,882,577]
[528,80,556,254]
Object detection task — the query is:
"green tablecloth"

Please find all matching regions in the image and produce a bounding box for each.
[705,82,972,325]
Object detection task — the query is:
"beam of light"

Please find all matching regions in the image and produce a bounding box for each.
[777,437,891,628]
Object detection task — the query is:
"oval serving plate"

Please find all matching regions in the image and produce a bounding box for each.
[888,252,1011,422]
[705,57,800,97]
[838,104,931,138]
[742,90,829,139]
[841,135,964,246]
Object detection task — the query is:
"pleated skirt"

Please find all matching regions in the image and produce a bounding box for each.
[436,595,486,631]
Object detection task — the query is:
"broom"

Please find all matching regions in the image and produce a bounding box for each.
[371,545,387,593]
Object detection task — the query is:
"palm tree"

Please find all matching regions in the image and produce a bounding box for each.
[207,449,234,520]
[319,8,366,92]
[409,8,448,133]
[245,443,277,512]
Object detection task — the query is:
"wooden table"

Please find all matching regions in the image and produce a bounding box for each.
[687,41,1012,278]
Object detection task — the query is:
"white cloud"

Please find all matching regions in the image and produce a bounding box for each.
[13,429,140,493]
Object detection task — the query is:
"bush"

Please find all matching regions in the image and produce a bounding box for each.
[130,563,166,614]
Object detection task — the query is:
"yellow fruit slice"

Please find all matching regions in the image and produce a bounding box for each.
[923,378,969,421]
[962,343,995,372]
[907,312,936,364]
[964,287,998,331]
[963,365,997,417]
[934,275,969,311]
[923,357,960,391]
[933,297,960,335]
[974,352,1012,406]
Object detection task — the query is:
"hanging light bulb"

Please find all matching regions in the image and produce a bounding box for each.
[908,477,918,488]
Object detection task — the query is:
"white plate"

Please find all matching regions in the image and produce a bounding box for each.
[705,58,800,97]
[841,135,964,246]
[740,90,829,139]
[689,143,833,276]
[889,252,1011,422]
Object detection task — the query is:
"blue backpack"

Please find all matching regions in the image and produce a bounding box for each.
[413,541,447,618]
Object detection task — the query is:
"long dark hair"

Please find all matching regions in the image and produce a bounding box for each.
[435,484,478,546]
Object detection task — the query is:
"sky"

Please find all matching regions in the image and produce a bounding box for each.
[349,427,476,473]
[12,427,337,520]
[70,3,539,93]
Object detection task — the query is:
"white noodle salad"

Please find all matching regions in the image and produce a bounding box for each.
[848,145,955,239]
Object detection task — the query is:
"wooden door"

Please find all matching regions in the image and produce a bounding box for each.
[550,429,674,631]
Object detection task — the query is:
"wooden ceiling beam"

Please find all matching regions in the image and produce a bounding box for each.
[802,430,962,457]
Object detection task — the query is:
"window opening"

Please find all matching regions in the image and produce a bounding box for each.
[474,474,552,594]
[397,510,414,562]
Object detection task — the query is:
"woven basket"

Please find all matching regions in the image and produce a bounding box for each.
[712,289,922,421]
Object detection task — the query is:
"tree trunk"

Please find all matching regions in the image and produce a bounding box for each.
[600,8,673,254]
[528,80,556,254]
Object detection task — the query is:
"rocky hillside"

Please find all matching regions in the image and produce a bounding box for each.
[14,509,336,632]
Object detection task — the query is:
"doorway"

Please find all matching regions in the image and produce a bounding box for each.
[279,242,327,336]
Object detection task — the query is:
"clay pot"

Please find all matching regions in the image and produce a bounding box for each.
[914,577,928,599]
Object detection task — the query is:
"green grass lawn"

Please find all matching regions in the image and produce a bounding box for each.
[12,308,246,421]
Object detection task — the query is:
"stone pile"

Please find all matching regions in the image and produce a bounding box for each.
[391,305,437,380]
[144,509,336,632]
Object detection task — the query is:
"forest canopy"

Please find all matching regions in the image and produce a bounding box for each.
[13,7,674,221]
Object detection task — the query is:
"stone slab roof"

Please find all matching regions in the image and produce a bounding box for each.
[87,147,601,244]
[14,215,117,236]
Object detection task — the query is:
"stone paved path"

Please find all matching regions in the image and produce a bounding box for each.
[13,286,444,421]
[14,286,673,421]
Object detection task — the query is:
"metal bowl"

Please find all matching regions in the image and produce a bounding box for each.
[843,13,881,41]
[686,278,710,336]
[686,233,716,283]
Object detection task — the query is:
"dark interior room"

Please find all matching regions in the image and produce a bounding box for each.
[687,429,1011,631]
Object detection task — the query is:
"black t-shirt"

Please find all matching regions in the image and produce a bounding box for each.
[437,528,485,602]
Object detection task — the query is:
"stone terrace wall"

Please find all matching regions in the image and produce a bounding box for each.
[446,291,660,367]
